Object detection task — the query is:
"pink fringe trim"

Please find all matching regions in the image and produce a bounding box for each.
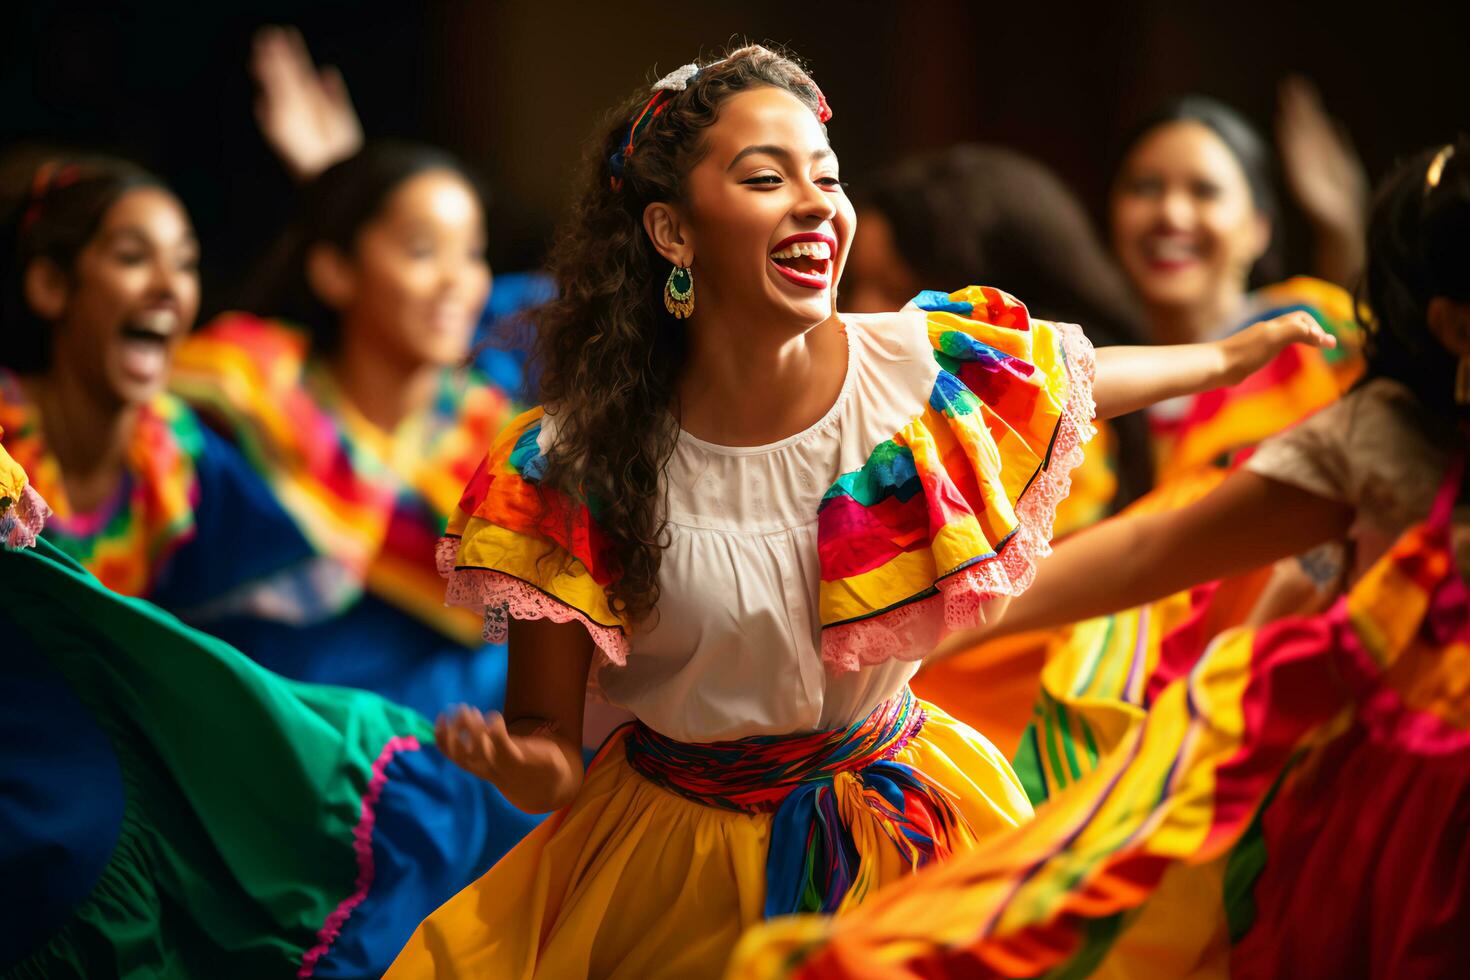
[0,484,51,551]
[297,734,421,979]
[441,558,630,667]
[822,322,1097,673]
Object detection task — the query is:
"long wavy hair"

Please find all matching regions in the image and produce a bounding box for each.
[533,44,827,624]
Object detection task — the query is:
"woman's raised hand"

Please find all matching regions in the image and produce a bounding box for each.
[250,26,364,182]
[1276,76,1369,286]
[1222,310,1337,385]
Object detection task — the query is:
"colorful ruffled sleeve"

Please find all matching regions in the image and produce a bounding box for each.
[439,407,629,665]
[818,285,1096,672]
[0,429,50,551]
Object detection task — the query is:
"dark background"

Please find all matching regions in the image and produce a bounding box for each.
[5,0,1467,318]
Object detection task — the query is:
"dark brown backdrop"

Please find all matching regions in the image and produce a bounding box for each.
[5,0,1466,316]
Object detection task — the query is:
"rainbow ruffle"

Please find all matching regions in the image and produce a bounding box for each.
[441,407,629,665]
[0,371,200,594]
[439,285,1095,674]
[0,429,49,551]
[818,286,1095,672]
[172,314,514,644]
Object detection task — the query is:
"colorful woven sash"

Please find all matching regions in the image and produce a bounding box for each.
[624,688,975,917]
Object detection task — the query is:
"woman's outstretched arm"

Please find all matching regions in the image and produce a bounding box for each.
[1090,311,1335,419]
[934,470,1353,658]
[437,617,593,813]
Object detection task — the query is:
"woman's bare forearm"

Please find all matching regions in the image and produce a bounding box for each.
[1092,343,1230,419]
[956,473,1353,650]
[495,722,587,813]
[1090,312,1334,420]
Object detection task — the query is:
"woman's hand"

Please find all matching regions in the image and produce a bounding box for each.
[1276,76,1369,286]
[436,704,583,813]
[1091,311,1335,419]
[1221,310,1336,386]
[250,26,364,182]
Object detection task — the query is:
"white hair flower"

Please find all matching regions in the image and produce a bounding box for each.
[652,63,701,92]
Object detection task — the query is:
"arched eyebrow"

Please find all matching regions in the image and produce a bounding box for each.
[726,144,835,171]
[100,226,200,250]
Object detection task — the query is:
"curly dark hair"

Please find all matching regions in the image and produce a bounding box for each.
[533,43,828,624]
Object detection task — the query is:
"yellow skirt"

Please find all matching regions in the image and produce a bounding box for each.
[385,698,1032,979]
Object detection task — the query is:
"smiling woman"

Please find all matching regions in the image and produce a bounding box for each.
[0,154,538,980]
[166,142,529,723]
[379,42,1338,980]
[0,154,216,583]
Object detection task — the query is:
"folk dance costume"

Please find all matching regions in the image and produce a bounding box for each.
[731,383,1470,980]
[0,442,525,980]
[385,286,1096,978]
[912,275,1364,765]
[170,313,520,720]
[0,369,315,605]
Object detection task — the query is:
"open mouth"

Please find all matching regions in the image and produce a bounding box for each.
[1140,234,1204,271]
[117,309,180,381]
[770,234,835,290]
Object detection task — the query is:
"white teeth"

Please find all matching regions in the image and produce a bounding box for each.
[132,310,180,336]
[1146,239,1200,261]
[771,240,832,260]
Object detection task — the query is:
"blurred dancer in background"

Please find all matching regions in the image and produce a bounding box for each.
[733,137,1470,980]
[927,92,1372,771]
[248,26,552,397]
[0,158,533,980]
[170,142,522,720]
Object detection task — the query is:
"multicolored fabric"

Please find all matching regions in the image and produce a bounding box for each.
[440,285,1095,676]
[0,370,200,595]
[439,406,628,664]
[626,689,974,917]
[171,313,515,645]
[383,699,1030,980]
[1151,276,1361,481]
[0,504,541,979]
[725,461,1469,980]
[816,287,1095,672]
[913,278,1360,752]
[0,430,47,551]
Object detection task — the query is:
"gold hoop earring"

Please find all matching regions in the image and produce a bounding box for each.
[664,265,694,319]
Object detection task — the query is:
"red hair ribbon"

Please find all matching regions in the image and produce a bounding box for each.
[19,162,84,237]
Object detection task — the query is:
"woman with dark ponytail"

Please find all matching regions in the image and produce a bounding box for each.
[383,43,1332,978]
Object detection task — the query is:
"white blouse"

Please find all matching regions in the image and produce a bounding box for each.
[546,312,944,742]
